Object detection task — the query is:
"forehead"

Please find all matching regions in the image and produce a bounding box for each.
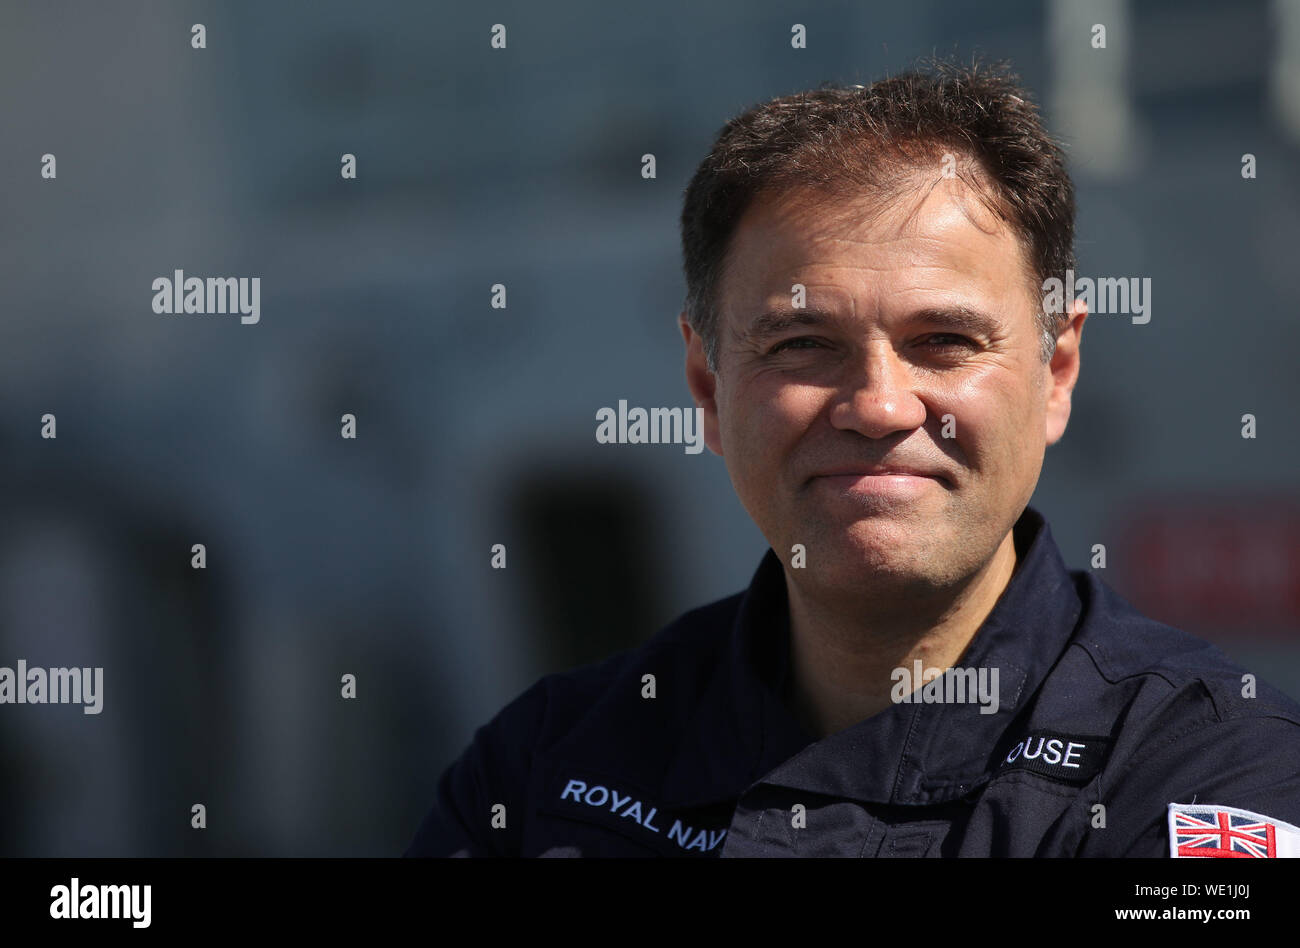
[718,176,1036,322]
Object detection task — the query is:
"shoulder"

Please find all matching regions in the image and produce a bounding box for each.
[404,588,744,855]
[1065,570,1300,727]
[1053,572,1300,855]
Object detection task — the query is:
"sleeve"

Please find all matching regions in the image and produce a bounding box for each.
[1083,714,1300,857]
[403,677,551,857]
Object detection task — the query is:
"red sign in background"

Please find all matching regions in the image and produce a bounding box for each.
[1114,497,1300,639]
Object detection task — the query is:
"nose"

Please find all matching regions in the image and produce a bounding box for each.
[827,343,927,439]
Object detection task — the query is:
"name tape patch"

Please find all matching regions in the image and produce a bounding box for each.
[995,730,1111,785]
[541,770,729,856]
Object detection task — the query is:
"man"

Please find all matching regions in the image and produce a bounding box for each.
[407,60,1300,857]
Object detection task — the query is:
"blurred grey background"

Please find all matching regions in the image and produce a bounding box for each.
[0,0,1297,855]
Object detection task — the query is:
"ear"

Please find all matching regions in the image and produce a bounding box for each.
[680,312,724,457]
[1044,299,1087,446]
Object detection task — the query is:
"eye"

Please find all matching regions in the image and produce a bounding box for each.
[768,337,824,354]
[920,333,975,349]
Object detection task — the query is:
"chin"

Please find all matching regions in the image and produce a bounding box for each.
[830,507,942,548]
[804,527,933,581]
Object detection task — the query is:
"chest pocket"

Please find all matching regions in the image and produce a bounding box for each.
[876,820,951,857]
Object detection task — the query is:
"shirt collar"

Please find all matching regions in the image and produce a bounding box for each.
[659,505,1083,808]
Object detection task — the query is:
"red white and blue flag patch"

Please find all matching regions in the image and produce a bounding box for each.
[1168,803,1300,858]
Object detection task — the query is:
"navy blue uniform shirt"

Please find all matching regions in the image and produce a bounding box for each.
[406,506,1300,857]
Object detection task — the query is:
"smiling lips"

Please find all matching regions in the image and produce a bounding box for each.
[809,465,950,496]
[812,464,948,480]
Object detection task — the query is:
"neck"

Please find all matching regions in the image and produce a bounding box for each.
[782,530,1019,739]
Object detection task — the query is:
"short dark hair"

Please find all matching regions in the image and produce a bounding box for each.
[679,56,1076,372]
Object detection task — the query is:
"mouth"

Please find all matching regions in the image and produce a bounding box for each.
[808,467,952,497]
[810,467,950,485]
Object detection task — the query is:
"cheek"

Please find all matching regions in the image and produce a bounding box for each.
[729,379,812,438]
[941,369,1037,472]
[721,382,818,479]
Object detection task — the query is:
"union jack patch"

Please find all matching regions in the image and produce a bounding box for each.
[1168,803,1300,858]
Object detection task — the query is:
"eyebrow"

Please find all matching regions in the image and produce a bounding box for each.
[740,308,837,343]
[741,303,1002,344]
[907,305,1002,338]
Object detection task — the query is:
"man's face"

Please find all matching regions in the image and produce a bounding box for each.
[682,174,1085,598]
